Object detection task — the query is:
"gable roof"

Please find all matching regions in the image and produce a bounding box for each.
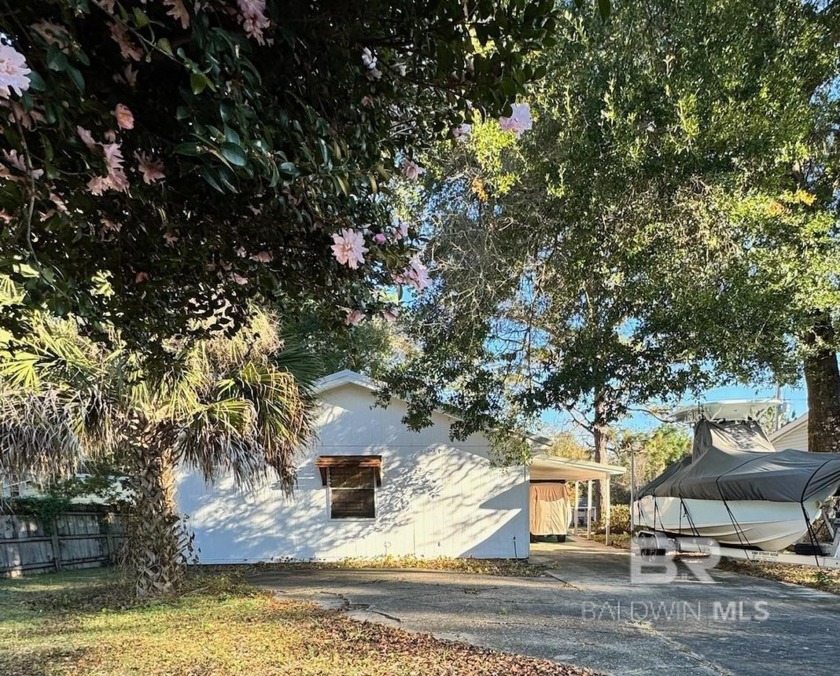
[768,411,808,443]
[313,369,379,395]
[312,370,552,450]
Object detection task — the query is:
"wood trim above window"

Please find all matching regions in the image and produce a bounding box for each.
[315,455,382,487]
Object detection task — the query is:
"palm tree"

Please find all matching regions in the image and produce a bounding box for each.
[0,279,317,597]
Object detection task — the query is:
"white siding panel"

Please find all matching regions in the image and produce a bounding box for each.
[175,383,529,562]
[772,424,809,452]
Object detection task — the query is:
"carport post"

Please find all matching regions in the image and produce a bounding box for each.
[586,480,592,538]
[573,481,579,534]
[604,475,611,546]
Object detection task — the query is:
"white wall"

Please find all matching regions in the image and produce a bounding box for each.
[771,418,809,452]
[175,382,530,563]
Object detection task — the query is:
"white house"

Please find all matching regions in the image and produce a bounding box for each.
[769,412,809,451]
[175,370,624,563]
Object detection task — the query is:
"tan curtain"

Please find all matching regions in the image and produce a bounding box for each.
[530,483,571,536]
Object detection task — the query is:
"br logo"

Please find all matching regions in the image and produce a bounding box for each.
[630,532,721,584]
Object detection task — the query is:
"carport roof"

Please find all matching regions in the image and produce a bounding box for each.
[530,454,625,482]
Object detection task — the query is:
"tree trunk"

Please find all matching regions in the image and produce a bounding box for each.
[592,391,609,523]
[804,316,840,453]
[125,443,192,598]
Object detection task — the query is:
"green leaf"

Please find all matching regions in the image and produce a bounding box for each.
[220,142,248,167]
[190,72,209,95]
[27,71,47,92]
[173,142,201,157]
[199,166,224,193]
[157,38,174,56]
[224,126,241,145]
[46,47,69,72]
[598,0,611,20]
[133,7,150,27]
[278,161,298,177]
[67,66,85,92]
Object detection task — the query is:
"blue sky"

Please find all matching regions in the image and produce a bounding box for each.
[538,380,808,436]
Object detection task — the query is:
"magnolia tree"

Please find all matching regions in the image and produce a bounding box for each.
[0,0,559,348]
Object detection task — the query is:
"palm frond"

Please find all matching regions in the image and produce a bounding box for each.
[0,391,82,482]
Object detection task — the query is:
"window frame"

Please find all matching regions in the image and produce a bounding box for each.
[327,465,377,520]
[315,456,382,521]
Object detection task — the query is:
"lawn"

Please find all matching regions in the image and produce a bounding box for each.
[0,568,592,676]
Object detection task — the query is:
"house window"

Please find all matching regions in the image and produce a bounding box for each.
[315,456,382,520]
[329,466,376,519]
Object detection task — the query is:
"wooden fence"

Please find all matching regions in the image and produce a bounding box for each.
[1,505,127,577]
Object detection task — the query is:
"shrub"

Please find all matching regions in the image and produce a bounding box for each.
[596,504,631,534]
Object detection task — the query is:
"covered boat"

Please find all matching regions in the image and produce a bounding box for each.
[635,418,840,552]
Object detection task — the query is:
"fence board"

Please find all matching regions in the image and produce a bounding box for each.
[0,506,126,577]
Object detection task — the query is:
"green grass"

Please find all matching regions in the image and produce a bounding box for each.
[0,567,591,675]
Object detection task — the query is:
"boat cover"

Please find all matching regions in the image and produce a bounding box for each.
[638,419,840,503]
[529,482,571,535]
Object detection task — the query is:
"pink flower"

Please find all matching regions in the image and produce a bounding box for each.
[453,123,472,141]
[499,102,533,138]
[373,233,387,245]
[100,218,121,234]
[135,271,150,283]
[395,254,431,291]
[113,104,134,130]
[382,308,398,323]
[163,0,190,29]
[123,65,138,87]
[109,22,144,61]
[331,229,368,269]
[6,100,45,130]
[361,48,376,69]
[361,48,381,80]
[0,44,31,98]
[345,309,366,326]
[31,21,71,52]
[232,273,248,285]
[77,126,96,149]
[237,0,270,45]
[2,149,43,179]
[49,192,68,214]
[163,231,179,246]
[236,246,248,258]
[251,251,273,263]
[134,151,165,184]
[395,221,410,239]
[402,159,425,180]
[87,176,110,195]
[87,142,129,194]
[0,210,13,223]
[361,96,374,107]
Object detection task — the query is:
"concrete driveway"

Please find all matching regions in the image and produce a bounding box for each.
[249,538,839,675]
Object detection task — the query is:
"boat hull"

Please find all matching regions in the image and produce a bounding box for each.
[633,495,824,552]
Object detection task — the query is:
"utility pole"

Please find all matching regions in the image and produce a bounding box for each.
[629,443,636,532]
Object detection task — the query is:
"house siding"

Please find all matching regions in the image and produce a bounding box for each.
[771,421,809,452]
[175,382,530,562]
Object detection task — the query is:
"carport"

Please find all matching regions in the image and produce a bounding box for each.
[529,454,626,544]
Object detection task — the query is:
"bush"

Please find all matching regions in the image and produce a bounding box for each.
[596,504,631,534]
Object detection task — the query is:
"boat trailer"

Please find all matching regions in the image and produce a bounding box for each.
[635,498,840,570]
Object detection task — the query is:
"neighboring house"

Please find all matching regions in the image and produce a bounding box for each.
[769,412,809,451]
[175,369,624,563]
[0,478,40,499]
